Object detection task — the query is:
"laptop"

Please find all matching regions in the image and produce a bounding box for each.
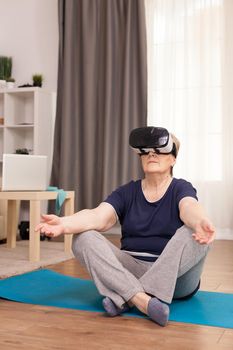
[1,154,48,191]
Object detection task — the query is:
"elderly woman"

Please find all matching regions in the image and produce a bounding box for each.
[36,127,215,327]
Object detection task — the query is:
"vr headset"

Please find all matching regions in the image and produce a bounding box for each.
[129,127,177,157]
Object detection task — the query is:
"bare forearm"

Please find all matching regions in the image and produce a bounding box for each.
[180,201,206,230]
[36,203,116,238]
[60,210,91,234]
[179,197,215,244]
[61,208,115,234]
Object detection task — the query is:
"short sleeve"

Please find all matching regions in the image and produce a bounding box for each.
[104,184,128,220]
[175,179,198,203]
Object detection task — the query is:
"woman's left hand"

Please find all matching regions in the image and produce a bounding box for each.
[192,218,216,244]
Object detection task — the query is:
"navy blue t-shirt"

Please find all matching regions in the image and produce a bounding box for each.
[104,178,197,261]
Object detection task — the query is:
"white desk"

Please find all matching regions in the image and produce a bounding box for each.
[0,191,75,262]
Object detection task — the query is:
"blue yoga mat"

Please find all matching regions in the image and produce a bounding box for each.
[0,269,232,329]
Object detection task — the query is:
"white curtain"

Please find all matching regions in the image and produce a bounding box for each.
[145,0,233,237]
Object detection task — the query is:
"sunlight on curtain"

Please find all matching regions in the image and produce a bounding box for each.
[145,0,233,235]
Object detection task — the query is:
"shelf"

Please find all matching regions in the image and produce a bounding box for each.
[0,87,38,94]
[0,93,4,118]
[5,124,34,129]
[4,92,34,125]
[0,128,3,157]
[0,88,56,240]
[0,87,52,95]
[4,128,34,154]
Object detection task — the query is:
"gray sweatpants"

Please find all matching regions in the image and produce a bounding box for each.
[72,225,209,308]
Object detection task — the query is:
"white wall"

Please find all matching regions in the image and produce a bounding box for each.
[0,0,58,91]
[0,0,58,225]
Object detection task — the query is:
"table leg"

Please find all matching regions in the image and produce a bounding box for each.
[29,200,41,262]
[7,200,19,248]
[64,196,74,253]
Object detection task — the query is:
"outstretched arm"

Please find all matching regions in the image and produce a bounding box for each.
[35,202,117,238]
[179,197,216,244]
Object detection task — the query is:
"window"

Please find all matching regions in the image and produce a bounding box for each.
[146,0,223,181]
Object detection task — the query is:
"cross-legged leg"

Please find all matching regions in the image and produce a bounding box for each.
[72,230,148,309]
[139,225,210,303]
[72,226,210,326]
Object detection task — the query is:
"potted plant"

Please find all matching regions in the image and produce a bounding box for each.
[6,77,15,89]
[15,148,30,155]
[0,57,6,88]
[0,56,12,88]
[32,74,43,87]
[4,57,12,80]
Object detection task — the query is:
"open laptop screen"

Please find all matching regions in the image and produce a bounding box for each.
[2,154,48,191]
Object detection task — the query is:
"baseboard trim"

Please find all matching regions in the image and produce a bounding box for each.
[216,229,233,240]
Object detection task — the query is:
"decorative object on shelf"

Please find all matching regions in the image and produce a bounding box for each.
[15,148,31,155]
[6,77,15,89]
[32,74,43,87]
[18,84,33,88]
[0,117,4,125]
[0,56,12,85]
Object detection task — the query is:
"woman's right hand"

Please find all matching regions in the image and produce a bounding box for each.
[35,214,65,238]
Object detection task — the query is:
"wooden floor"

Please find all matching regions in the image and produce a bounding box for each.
[0,236,232,350]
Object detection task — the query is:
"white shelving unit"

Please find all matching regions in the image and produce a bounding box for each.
[0,87,56,239]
